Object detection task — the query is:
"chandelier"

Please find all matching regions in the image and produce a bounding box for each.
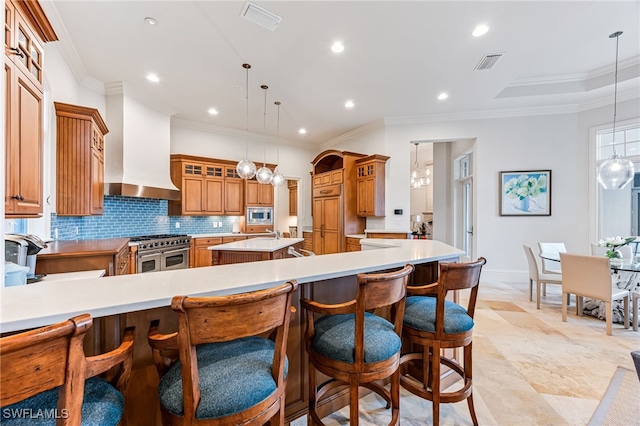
[411,143,431,189]
[271,101,285,187]
[236,64,257,179]
[597,31,634,190]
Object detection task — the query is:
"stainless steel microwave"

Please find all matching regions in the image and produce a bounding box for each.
[246,207,273,225]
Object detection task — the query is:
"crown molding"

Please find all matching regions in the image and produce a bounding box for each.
[320,119,386,149]
[577,89,640,113]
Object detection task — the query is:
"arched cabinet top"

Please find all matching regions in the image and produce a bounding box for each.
[311,150,366,175]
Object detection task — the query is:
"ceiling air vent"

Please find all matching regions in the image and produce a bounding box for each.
[241,1,282,31]
[474,53,504,71]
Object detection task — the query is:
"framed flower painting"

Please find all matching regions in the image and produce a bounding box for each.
[499,170,551,216]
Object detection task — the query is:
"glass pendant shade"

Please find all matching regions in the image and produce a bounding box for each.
[237,159,257,179]
[256,166,273,184]
[597,154,634,189]
[271,168,285,187]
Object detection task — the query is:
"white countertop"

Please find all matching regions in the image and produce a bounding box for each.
[190,232,275,238]
[39,270,106,282]
[0,239,463,333]
[346,234,366,239]
[364,229,412,234]
[208,237,304,252]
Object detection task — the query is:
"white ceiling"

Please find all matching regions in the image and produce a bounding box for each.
[43,1,640,146]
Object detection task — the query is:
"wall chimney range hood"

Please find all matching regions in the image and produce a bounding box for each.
[104,82,180,200]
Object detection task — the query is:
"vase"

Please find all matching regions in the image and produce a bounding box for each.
[520,196,530,212]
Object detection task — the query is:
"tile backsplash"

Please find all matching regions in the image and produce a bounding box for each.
[51,196,240,240]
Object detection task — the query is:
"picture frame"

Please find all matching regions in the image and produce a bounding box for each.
[499,170,551,216]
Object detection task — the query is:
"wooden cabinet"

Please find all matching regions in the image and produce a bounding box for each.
[191,237,222,267]
[245,179,274,207]
[4,0,56,217]
[224,166,244,215]
[288,180,297,216]
[303,231,313,252]
[311,150,366,254]
[356,155,389,217]
[346,237,362,252]
[54,102,109,216]
[35,238,131,277]
[169,155,247,216]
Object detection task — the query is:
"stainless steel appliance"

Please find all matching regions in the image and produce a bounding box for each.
[4,234,47,277]
[246,207,273,225]
[130,234,191,273]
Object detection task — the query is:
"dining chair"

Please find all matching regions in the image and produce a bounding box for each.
[523,244,564,309]
[301,264,414,425]
[399,258,486,426]
[537,242,566,275]
[0,313,135,426]
[147,281,298,425]
[559,253,630,335]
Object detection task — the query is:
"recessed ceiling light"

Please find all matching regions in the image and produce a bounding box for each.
[331,41,345,53]
[472,24,489,37]
[146,73,160,83]
[144,17,158,26]
[344,100,355,109]
[299,128,307,134]
[208,108,218,116]
[437,92,448,100]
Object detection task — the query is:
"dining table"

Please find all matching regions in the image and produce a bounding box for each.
[539,251,640,331]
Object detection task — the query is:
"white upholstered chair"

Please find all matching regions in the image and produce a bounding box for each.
[523,244,563,309]
[559,253,630,335]
[537,242,566,275]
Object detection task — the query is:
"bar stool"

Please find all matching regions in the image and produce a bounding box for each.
[301,264,414,425]
[0,313,135,426]
[147,281,298,425]
[400,258,486,426]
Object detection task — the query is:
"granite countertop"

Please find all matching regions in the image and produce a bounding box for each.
[208,237,304,252]
[189,232,275,238]
[346,234,366,239]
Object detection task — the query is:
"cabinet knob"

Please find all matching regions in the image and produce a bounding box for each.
[8,47,25,58]
[11,195,24,201]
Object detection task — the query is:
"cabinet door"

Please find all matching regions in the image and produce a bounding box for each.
[312,196,341,254]
[5,66,43,216]
[259,183,274,206]
[12,7,44,90]
[204,178,223,215]
[224,179,244,215]
[183,176,204,215]
[289,186,297,216]
[356,179,367,216]
[245,180,259,206]
[90,145,104,215]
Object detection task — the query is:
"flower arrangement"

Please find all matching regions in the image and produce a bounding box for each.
[503,174,547,200]
[597,236,635,258]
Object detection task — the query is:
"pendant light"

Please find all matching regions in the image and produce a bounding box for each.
[256,84,274,184]
[597,31,634,190]
[271,101,285,187]
[236,63,257,180]
[411,143,428,189]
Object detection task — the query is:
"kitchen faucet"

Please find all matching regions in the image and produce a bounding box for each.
[266,228,280,239]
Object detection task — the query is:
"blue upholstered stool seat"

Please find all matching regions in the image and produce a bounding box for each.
[404,296,474,333]
[0,377,123,426]
[158,336,286,420]
[312,312,401,363]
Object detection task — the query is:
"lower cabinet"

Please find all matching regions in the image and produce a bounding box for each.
[303,231,313,252]
[346,237,361,252]
[191,237,222,267]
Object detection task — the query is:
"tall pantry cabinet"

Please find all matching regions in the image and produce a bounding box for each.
[4,0,57,217]
[311,150,366,254]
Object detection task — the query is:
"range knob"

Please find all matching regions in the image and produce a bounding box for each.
[153,242,159,247]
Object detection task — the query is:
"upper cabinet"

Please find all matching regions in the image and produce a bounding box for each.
[245,179,274,207]
[4,0,57,218]
[355,155,389,217]
[169,154,246,216]
[288,180,297,216]
[54,102,109,216]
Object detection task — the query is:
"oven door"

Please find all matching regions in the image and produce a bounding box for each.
[161,248,189,271]
[137,252,162,273]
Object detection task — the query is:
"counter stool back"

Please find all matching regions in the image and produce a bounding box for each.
[148,281,298,425]
[0,313,135,426]
[399,257,486,426]
[301,264,414,425]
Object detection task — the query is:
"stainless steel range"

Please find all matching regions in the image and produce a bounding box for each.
[130,234,191,273]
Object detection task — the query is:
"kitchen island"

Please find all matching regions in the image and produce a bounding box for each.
[1,239,464,424]
[208,237,304,265]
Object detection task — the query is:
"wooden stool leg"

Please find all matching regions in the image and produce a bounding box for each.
[308,363,318,424]
[390,369,400,425]
[350,376,359,426]
[465,343,478,426]
[431,342,441,426]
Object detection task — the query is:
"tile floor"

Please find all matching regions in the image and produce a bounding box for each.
[292,278,639,425]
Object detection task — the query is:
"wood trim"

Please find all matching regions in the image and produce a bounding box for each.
[14,0,58,42]
[355,154,390,164]
[170,153,276,169]
[54,102,109,135]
